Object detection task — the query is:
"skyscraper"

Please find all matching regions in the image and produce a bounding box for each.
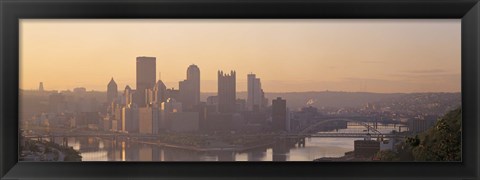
[107,78,118,103]
[153,78,167,106]
[187,64,201,107]
[247,73,265,111]
[124,85,132,105]
[179,65,200,111]
[218,70,236,113]
[272,97,287,132]
[136,56,156,107]
[38,82,44,92]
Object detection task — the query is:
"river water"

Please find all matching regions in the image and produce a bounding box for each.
[64,123,404,161]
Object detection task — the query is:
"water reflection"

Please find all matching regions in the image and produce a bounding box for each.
[66,137,362,161]
[66,123,399,161]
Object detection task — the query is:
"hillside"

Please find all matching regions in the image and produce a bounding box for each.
[376,107,462,161]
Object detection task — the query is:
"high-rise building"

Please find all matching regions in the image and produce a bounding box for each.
[162,98,183,113]
[166,88,180,102]
[179,65,200,111]
[187,64,200,105]
[122,104,139,133]
[39,82,44,92]
[153,78,167,106]
[218,70,236,113]
[146,88,155,106]
[135,56,156,107]
[124,85,132,105]
[272,97,287,132]
[247,73,265,111]
[178,80,191,108]
[114,104,123,131]
[138,107,160,134]
[107,78,118,104]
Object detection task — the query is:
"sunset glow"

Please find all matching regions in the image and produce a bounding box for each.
[20,19,460,93]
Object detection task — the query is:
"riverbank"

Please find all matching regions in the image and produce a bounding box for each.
[20,139,82,161]
[313,151,372,161]
[133,139,276,152]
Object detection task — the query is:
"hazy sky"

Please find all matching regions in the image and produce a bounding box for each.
[20,19,460,93]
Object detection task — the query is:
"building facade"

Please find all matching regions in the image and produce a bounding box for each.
[107,78,118,104]
[218,70,236,113]
[135,56,156,107]
[272,97,287,132]
[354,139,380,158]
[247,73,265,111]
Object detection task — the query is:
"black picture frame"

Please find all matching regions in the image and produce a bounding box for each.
[1,0,479,179]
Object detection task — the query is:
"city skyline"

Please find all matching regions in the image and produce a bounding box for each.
[20,19,460,93]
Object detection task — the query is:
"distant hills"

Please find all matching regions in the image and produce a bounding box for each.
[21,89,461,111]
[201,91,461,110]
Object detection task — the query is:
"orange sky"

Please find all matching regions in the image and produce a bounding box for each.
[20,19,460,93]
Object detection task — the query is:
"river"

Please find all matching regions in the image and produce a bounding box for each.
[62,123,404,161]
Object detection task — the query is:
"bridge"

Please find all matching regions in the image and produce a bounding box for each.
[297,118,383,134]
[22,116,406,149]
[284,133,402,138]
[23,116,406,139]
[23,132,403,140]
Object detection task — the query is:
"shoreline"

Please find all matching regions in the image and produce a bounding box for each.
[133,139,276,152]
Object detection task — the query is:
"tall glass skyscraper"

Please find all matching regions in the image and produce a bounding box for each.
[247,73,264,111]
[135,56,156,107]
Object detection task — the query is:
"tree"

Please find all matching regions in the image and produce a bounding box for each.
[410,107,461,161]
[375,150,398,161]
[377,107,461,161]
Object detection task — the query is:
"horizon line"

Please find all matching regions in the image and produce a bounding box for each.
[19,88,461,94]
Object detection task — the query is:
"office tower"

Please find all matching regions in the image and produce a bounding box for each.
[178,80,191,109]
[114,104,123,131]
[124,85,132,105]
[247,73,265,111]
[121,106,131,132]
[38,82,44,92]
[107,78,118,104]
[153,77,167,106]
[146,88,154,106]
[179,65,201,111]
[272,97,287,132]
[247,74,255,110]
[135,56,156,107]
[166,88,180,101]
[187,64,201,106]
[162,98,183,113]
[218,70,236,113]
[161,99,199,132]
[138,107,160,134]
[122,104,139,133]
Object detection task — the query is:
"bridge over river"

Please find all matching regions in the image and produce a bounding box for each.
[22,116,406,151]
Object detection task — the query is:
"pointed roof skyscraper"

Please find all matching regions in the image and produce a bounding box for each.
[107,77,118,103]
